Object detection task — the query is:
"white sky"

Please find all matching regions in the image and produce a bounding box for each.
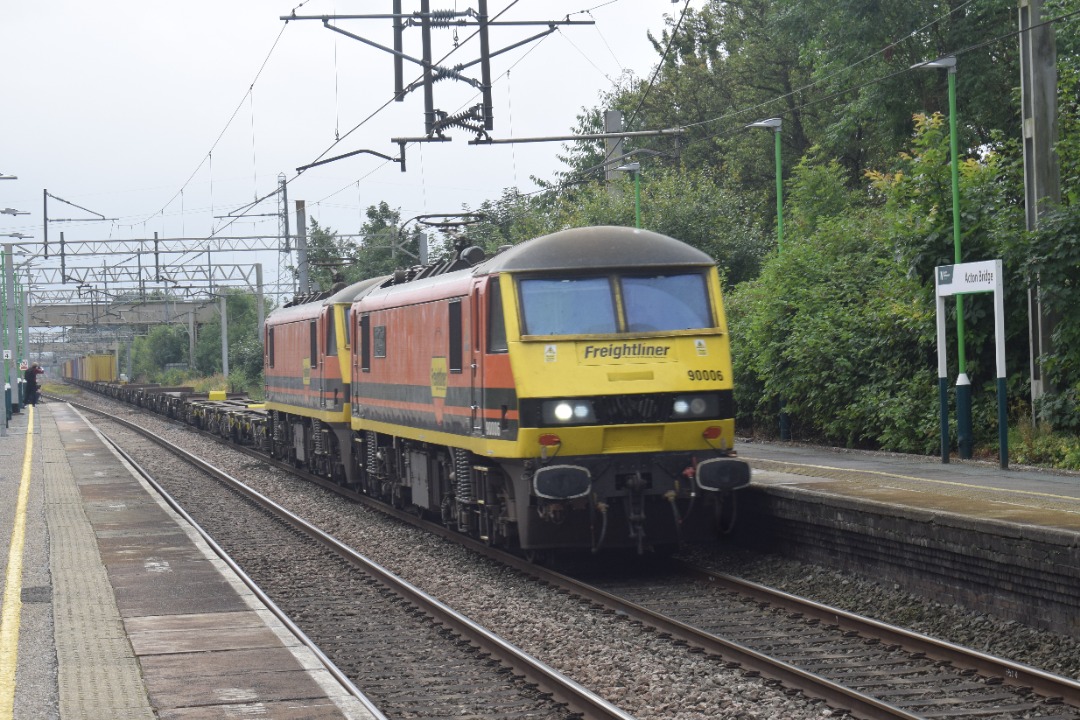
[2,0,695,296]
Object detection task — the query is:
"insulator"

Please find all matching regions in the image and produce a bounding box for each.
[433,104,484,134]
[431,64,468,83]
[428,9,459,27]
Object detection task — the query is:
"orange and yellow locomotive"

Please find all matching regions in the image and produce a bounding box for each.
[265,225,749,554]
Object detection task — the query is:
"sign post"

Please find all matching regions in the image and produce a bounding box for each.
[935,259,1008,468]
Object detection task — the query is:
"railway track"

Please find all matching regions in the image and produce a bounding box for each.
[570,560,1080,720]
[297,453,1080,718]
[78,404,632,720]
[63,394,1080,719]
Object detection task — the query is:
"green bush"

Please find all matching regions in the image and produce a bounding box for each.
[1011,423,1080,470]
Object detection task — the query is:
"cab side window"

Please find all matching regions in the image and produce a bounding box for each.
[360,315,371,371]
[326,311,337,356]
[449,300,463,372]
[487,278,507,353]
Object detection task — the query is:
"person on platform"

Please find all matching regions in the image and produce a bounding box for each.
[24,362,44,406]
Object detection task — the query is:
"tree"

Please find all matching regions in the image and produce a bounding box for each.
[729,156,939,450]
[337,201,428,279]
[464,188,563,253]
[130,324,187,381]
[195,289,266,388]
[561,166,770,286]
[558,0,1024,244]
[302,218,352,292]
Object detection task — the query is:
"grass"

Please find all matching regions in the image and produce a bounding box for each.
[41,382,80,397]
[1006,423,1080,471]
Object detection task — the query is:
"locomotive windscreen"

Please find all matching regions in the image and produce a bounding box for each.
[519,271,713,336]
[622,273,712,331]
[519,277,618,335]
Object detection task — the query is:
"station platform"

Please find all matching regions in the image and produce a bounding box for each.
[0,403,381,719]
[740,439,1080,532]
[735,439,1080,636]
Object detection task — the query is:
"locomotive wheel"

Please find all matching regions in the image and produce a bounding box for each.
[440,495,455,528]
[524,549,551,566]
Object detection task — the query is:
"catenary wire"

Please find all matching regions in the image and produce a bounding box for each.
[135,23,289,228]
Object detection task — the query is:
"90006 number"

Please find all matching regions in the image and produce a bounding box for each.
[687,369,724,381]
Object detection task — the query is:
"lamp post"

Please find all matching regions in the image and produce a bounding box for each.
[747,117,790,440]
[616,162,642,228]
[747,117,784,252]
[914,55,972,459]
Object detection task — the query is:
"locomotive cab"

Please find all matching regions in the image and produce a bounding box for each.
[488,227,750,553]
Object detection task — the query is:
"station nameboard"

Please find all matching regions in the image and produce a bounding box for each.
[933,258,1007,469]
[936,259,999,297]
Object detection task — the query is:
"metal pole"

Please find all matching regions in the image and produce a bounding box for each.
[21,289,29,368]
[188,310,196,370]
[392,0,404,101]
[296,200,310,294]
[280,174,291,253]
[993,261,1008,469]
[603,110,625,187]
[420,0,435,135]
[1,246,8,433]
[936,288,950,463]
[1020,0,1061,418]
[220,294,229,379]
[633,170,641,229]
[478,0,494,130]
[773,125,790,440]
[43,189,49,259]
[4,244,20,412]
[746,118,790,440]
[256,264,265,351]
[947,67,973,459]
[774,127,785,252]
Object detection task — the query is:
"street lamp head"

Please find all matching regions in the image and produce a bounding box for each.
[746,117,782,131]
[616,162,641,173]
[912,55,957,73]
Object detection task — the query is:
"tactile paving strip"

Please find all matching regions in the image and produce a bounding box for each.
[40,414,155,720]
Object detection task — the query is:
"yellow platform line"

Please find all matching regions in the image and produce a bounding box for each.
[0,406,35,717]
[748,456,1080,503]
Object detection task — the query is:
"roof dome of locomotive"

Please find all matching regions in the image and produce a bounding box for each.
[477,226,713,274]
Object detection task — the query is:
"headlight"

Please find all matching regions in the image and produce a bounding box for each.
[671,393,719,419]
[542,399,596,425]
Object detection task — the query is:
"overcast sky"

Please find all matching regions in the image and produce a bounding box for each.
[3,0,695,296]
